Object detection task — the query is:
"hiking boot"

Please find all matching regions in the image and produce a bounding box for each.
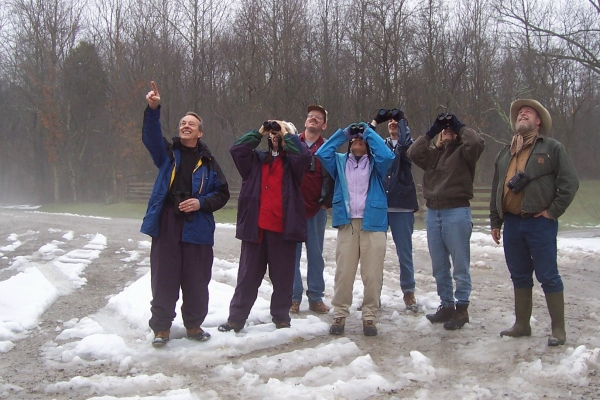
[290,301,300,313]
[363,320,378,336]
[152,330,170,348]
[309,301,330,314]
[275,321,291,329]
[186,327,211,341]
[444,304,469,330]
[329,317,346,335]
[218,321,243,333]
[426,305,455,323]
[403,292,418,312]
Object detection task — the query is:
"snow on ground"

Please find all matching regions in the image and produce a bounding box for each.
[0,212,599,399]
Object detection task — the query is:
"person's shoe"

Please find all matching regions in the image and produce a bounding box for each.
[290,301,300,314]
[426,305,455,323]
[275,321,291,329]
[329,317,346,335]
[218,321,243,333]
[186,327,211,341]
[152,330,170,348]
[444,304,469,330]
[309,301,330,314]
[403,292,419,312]
[363,320,378,336]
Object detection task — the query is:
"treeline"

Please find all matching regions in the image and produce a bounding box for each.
[0,0,598,203]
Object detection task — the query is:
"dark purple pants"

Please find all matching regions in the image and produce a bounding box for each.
[149,206,213,332]
[228,230,296,326]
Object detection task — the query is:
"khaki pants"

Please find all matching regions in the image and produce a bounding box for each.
[332,218,386,321]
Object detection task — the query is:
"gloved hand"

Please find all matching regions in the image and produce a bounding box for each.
[357,122,368,138]
[390,109,405,121]
[373,109,390,125]
[449,114,465,135]
[343,124,358,140]
[426,114,446,138]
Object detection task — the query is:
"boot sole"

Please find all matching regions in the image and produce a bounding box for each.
[443,318,469,330]
[500,329,531,337]
[187,333,211,341]
[548,337,565,346]
[329,327,345,335]
[406,304,419,313]
[152,339,168,348]
[218,323,242,333]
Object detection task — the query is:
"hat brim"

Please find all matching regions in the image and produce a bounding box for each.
[510,99,552,136]
[307,105,327,123]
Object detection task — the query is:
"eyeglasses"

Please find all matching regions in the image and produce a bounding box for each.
[307,113,324,121]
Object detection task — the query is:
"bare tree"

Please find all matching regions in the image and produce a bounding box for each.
[496,0,600,75]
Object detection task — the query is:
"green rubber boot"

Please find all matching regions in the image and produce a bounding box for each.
[545,291,566,346]
[500,288,532,338]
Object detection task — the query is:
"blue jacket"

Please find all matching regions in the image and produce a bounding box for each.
[316,126,395,231]
[229,130,311,243]
[140,107,230,245]
[383,119,419,212]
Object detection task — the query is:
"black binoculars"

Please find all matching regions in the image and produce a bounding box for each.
[349,123,365,137]
[263,120,281,131]
[506,170,531,194]
[377,108,402,122]
[172,191,191,216]
[437,113,453,128]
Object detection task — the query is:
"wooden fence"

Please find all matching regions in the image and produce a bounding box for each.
[415,186,491,226]
[470,186,492,226]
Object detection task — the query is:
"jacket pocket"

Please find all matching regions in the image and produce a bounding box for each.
[367,200,388,228]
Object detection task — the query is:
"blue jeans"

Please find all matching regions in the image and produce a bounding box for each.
[502,213,563,293]
[425,207,472,307]
[388,212,415,292]
[293,208,327,303]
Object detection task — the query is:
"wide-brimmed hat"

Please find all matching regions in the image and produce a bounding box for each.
[307,105,328,123]
[510,99,552,136]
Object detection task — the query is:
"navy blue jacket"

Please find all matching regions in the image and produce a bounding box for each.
[140,107,230,245]
[383,119,419,212]
[229,130,311,243]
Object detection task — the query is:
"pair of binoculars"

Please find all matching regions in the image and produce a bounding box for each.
[377,108,402,122]
[437,113,453,128]
[172,191,191,216]
[349,123,365,137]
[263,120,281,131]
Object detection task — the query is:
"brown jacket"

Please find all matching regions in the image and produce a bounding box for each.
[408,127,485,209]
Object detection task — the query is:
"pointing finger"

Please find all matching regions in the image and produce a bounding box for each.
[151,81,158,96]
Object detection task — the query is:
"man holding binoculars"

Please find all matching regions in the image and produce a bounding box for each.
[316,120,394,336]
[490,99,578,346]
[408,111,484,330]
[370,109,420,313]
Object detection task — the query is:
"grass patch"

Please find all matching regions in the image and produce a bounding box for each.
[37,202,238,224]
[559,179,600,229]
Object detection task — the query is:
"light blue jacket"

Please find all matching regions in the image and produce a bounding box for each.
[316,126,395,231]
